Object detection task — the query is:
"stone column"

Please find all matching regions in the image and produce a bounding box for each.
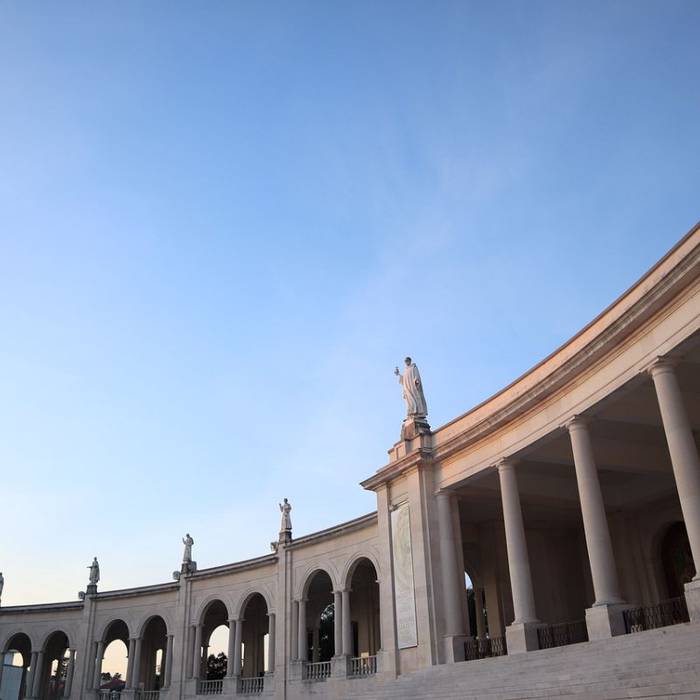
[31,650,44,698]
[131,637,143,690]
[650,359,700,619]
[474,586,486,639]
[192,625,202,680]
[290,600,299,660]
[333,590,343,655]
[64,648,77,697]
[233,618,243,676]
[436,490,468,662]
[567,416,627,638]
[26,651,38,698]
[92,641,105,690]
[297,599,308,662]
[164,635,174,687]
[201,643,209,678]
[498,459,540,652]
[311,627,320,662]
[125,638,135,688]
[341,589,352,658]
[267,613,276,673]
[226,620,237,678]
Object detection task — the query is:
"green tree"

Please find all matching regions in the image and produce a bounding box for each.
[206,652,228,680]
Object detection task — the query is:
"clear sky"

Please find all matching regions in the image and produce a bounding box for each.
[1,0,699,618]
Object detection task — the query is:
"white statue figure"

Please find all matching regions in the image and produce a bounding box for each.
[394,356,428,418]
[0,571,4,602]
[88,557,100,585]
[182,534,194,563]
[279,498,292,533]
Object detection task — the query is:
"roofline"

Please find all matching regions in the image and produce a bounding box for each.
[435,218,700,436]
[287,511,378,549]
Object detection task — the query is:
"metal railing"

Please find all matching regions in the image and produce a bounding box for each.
[302,660,331,681]
[538,619,588,649]
[97,692,122,700]
[349,655,378,677]
[136,692,160,700]
[623,596,689,633]
[197,679,224,695]
[464,636,507,661]
[238,676,265,694]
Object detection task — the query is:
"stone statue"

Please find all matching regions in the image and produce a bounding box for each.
[182,534,194,563]
[279,498,292,533]
[88,557,100,585]
[0,571,4,603]
[394,357,428,418]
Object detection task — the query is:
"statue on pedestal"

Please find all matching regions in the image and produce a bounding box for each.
[0,571,4,605]
[394,357,430,440]
[181,534,197,574]
[87,557,100,591]
[279,498,292,543]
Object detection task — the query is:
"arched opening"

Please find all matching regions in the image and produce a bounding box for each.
[1,632,31,699]
[304,570,334,662]
[136,617,167,691]
[39,631,69,700]
[200,600,229,680]
[661,521,696,598]
[100,620,129,693]
[240,594,269,678]
[348,559,380,659]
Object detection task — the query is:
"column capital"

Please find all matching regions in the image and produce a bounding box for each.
[563,414,591,432]
[496,456,519,473]
[333,588,350,595]
[647,355,680,377]
[266,611,276,618]
[227,617,239,625]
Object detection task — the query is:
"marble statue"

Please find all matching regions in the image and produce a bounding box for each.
[182,534,194,563]
[88,557,100,585]
[0,571,4,602]
[395,357,428,418]
[279,498,292,533]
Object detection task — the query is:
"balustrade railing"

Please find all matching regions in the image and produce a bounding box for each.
[97,692,122,700]
[537,619,588,649]
[197,679,224,695]
[623,596,689,633]
[349,655,378,677]
[136,692,160,700]
[238,676,265,694]
[302,660,331,681]
[464,636,507,661]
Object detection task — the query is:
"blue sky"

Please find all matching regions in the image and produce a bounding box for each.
[1,1,699,607]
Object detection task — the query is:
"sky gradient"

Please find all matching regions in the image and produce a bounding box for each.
[1,0,699,630]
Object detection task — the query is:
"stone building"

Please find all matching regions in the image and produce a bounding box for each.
[2,222,700,699]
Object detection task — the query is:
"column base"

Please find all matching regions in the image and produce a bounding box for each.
[585,603,631,639]
[684,578,700,621]
[442,634,468,663]
[289,660,304,681]
[331,655,349,678]
[505,621,543,653]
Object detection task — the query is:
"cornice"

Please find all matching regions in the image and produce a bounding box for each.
[0,601,84,615]
[189,553,278,581]
[361,447,433,492]
[287,511,377,549]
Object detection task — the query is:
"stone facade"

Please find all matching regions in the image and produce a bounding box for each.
[2,221,700,699]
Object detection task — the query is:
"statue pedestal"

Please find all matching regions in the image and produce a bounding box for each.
[86,584,97,596]
[401,416,430,441]
[279,530,292,545]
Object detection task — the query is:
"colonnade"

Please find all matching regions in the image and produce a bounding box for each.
[437,359,700,654]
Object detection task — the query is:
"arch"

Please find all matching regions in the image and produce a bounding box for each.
[301,569,335,662]
[341,551,382,590]
[234,587,274,621]
[136,613,171,639]
[96,618,131,644]
[39,629,70,653]
[193,595,233,625]
[239,593,270,678]
[134,615,168,691]
[298,565,338,600]
[1,632,32,700]
[38,630,70,700]
[347,558,381,658]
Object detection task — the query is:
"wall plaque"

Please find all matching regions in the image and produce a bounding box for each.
[391,501,418,649]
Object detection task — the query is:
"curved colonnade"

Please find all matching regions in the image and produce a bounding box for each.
[3,222,700,699]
